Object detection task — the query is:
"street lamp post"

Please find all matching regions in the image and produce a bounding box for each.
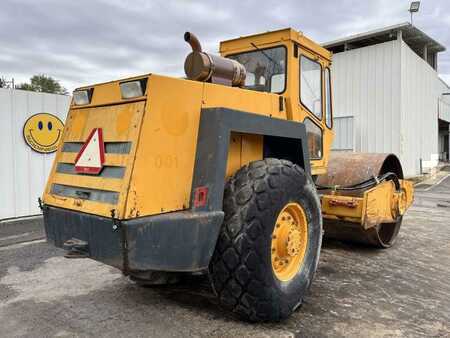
[409,1,420,25]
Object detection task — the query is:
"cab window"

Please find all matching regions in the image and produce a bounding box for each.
[304,118,322,159]
[300,55,322,119]
[325,68,332,128]
[228,46,286,93]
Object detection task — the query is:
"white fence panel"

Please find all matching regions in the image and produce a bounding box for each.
[0,88,70,220]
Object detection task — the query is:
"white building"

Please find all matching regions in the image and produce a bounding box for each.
[324,23,450,177]
[0,88,70,220]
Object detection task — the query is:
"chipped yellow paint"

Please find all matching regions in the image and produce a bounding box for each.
[321,180,414,229]
[124,76,204,218]
[43,100,146,219]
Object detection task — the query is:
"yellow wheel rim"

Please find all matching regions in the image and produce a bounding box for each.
[271,202,308,282]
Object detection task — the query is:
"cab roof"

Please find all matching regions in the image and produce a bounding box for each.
[220,28,332,61]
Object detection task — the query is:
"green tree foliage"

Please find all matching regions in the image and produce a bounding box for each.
[16,74,68,94]
[0,77,6,88]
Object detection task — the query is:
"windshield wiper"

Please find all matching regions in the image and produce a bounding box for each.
[250,42,279,66]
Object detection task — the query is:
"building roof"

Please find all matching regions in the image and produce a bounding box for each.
[322,22,446,54]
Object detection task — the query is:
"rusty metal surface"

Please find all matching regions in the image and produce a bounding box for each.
[318,152,406,247]
[316,152,404,187]
[184,52,212,81]
[323,217,403,248]
[184,31,246,86]
[184,32,202,52]
[327,198,358,208]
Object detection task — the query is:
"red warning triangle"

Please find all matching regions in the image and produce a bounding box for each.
[74,128,105,174]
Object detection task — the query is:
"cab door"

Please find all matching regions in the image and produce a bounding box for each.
[296,47,333,176]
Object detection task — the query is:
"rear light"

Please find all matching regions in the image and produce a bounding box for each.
[120,79,147,99]
[73,89,93,105]
[194,186,208,208]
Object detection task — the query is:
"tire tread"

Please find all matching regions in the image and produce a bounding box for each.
[210,158,314,321]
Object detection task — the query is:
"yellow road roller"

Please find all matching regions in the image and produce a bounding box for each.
[41,28,414,321]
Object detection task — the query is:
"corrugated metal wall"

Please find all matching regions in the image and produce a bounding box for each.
[437,80,450,160]
[439,98,450,122]
[0,88,70,220]
[332,40,402,155]
[438,77,450,123]
[332,116,354,150]
[331,39,447,176]
[400,40,440,175]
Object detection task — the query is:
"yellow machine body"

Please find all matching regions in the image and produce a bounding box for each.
[43,28,336,220]
[43,75,280,219]
[42,27,414,268]
[321,180,414,229]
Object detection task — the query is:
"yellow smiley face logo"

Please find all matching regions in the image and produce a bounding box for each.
[23,113,64,153]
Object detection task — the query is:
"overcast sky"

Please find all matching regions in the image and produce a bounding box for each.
[1,0,450,92]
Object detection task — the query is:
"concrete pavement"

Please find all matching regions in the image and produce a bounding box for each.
[1,178,450,337]
[0,216,44,248]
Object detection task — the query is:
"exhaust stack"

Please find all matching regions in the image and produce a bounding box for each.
[184,32,202,52]
[184,32,246,87]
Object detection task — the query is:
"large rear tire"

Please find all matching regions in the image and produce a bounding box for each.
[209,159,322,322]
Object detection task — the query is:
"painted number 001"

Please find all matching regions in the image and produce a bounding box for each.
[152,155,179,168]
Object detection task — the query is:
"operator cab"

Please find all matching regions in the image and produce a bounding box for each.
[220,28,334,175]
